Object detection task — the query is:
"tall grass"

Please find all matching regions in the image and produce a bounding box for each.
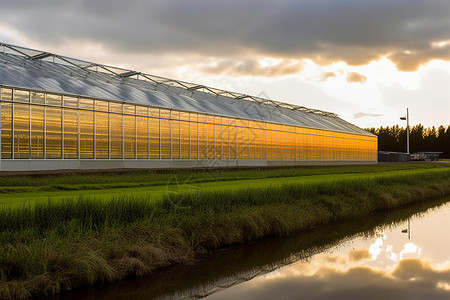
[0,168,450,299]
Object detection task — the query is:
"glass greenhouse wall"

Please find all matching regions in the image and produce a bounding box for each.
[0,87,377,165]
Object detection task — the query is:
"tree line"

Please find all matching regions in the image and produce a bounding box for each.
[365,124,450,158]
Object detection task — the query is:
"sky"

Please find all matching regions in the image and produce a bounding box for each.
[1,0,449,129]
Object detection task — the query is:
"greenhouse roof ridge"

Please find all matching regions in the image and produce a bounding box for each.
[0,42,338,118]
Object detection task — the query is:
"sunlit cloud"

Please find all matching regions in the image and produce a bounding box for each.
[347,72,367,84]
[208,257,450,300]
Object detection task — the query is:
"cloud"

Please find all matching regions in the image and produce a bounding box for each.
[319,71,338,81]
[200,59,304,77]
[208,258,450,300]
[1,0,450,72]
[353,112,383,119]
[347,72,367,83]
[349,249,372,262]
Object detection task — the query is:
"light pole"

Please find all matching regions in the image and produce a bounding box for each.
[400,108,410,154]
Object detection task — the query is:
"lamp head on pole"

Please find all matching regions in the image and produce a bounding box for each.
[400,117,406,120]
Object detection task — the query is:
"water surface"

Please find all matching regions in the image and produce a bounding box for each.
[49,197,450,299]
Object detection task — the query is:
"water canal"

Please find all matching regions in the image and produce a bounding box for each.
[48,197,450,300]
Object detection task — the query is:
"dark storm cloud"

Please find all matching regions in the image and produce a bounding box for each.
[2,0,450,71]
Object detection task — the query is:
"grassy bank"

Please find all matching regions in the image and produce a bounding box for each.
[0,167,450,298]
[0,163,449,208]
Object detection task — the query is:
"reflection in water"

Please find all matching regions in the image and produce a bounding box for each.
[207,257,450,300]
[207,200,450,300]
[48,198,450,300]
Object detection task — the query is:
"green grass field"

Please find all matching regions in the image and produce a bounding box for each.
[1,163,449,208]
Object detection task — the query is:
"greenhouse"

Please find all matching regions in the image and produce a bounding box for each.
[0,43,377,171]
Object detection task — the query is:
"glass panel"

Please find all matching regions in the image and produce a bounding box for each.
[95,100,109,112]
[261,128,267,159]
[190,121,198,159]
[171,111,180,120]
[180,112,189,121]
[198,121,206,159]
[110,113,123,159]
[149,118,160,159]
[160,119,171,159]
[1,102,12,158]
[222,125,229,160]
[31,91,45,105]
[109,102,122,113]
[79,110,94,159]
[249,127,256,159]
[267,130,273,159]
[64,96,78,108]
[124,115,136,159]
[160,109,170,119]
[243,127,249,159]
[95,111,109,159]
[46,94,62,106]
[207,123,214,159]
[282,132,290,160]
[229,125,236,160]
[63,108,78,159]
[13,103,30,159]
[136,106,147,116]
[124,104,135,115]
[215,123,222,159]
[180,121,190,159]
[45,106,62,159]
[136,116,148,159]
[172,120,180,159]
[237,126,244,160]
[276,130,282,160]
[80,98,93,110]
[31,105,44,159]
[149,107,159,117]
[1,88,13,101]
[14,90,30,103]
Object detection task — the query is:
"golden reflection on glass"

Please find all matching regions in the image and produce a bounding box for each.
[95,111,109,159]
[190,121,198,159]
[14,90,30,103]
[1,102,12,158]
[160,119,171,159]
[31,105,44,159]
[110,113,123,159]
[63,108,78,159]
[47,94,62,106]
[222,124,229,160]
[45,106,62,159]
[215,122,222,160]
[0,88,379,163]
[172,119,180,159]
[207,122,214,159]
[149,117,160,159]
[136,116,148,159]
[198,118,207,159]
[1,87,13,101]
[79,110,93,159]
[229,125,236,160]
[31,91,45,105]
[124,115,136,159]
[13,103,30,159]
[180,121,190,159]
[64,96,78,108]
